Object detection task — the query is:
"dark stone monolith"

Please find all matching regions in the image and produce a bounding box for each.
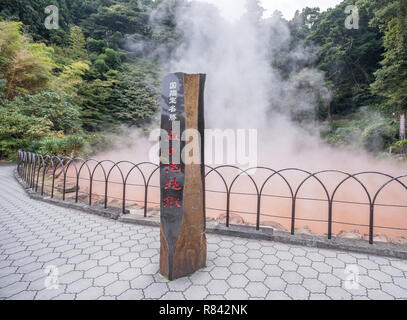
[159,73,206,280]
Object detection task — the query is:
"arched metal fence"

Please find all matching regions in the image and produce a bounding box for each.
[17,150,407,245]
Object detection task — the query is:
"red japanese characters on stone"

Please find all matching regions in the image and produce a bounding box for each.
[163,196,182,208]
[164,164,181,173]
[166,130,180,141]
[164,177,182,191]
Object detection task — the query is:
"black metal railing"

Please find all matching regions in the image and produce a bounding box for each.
[17,150,407,244]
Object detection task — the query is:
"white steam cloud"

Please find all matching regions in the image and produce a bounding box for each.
[112,0,406,174]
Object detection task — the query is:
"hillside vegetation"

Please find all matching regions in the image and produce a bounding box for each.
[0,0,406,160]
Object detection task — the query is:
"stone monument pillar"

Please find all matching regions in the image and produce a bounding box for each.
[159,73,206,280]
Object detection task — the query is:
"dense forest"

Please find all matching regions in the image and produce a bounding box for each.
[0,0,406,161]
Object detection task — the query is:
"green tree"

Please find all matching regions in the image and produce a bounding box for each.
[0,21,54,100]
[366,0,407,139]
[305,0,383,118]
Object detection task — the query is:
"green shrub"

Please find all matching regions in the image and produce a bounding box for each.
[361,121,398,153]
[0,108,52,160]
[391,139,407,157]
[38,135,85,157]
[327,126,362,147]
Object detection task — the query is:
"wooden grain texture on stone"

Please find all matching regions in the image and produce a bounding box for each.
[159,73,206,280]
[172,74,206,279]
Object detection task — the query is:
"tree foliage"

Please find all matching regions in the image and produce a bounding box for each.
[0,0,406,159]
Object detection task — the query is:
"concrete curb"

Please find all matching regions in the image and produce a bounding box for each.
[14,168,407,260]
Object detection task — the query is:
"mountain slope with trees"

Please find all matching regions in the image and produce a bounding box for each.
[0,0,406,160]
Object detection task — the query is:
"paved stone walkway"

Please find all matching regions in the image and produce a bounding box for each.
[1,165,407,300]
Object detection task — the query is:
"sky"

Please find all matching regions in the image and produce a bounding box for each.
[191,0,344,21]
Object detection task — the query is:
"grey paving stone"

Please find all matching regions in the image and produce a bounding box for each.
[167,278,192,292]
[358,259,379,270]
[282,272,303,285]
[264,277,286,291]
[245,283,269,298]
[393,277,407,290]
[246,269,267,282]
[286,284,310,300]
[109,262,130,273]
[297,266,318,279]
[118,268,140,281]
[293,256,312,267]
[218,240,234,249]
[227,275,249,288]
[59,271,83,285]
[205,294,226,300]
[302,278,325,293]
[99,256,119,266]
[230,253,248,263]
[94,273,117,287]
[210,267,231,280]
[278,260,298,271]
[337,253,357,264]
[263,265,284,277]
[117,289,144,300]
[143,282,168,299]
[306,252,325,262]
[130,275,155,289]
[368,269,393,283]
[390,260,407,272]
[225,288,250,300]
[312,262,333,273]
[358,275,381,289]
[76,287,104,300]
[184,286,209,300]
[105,280,130,296]
[66,278,93,294]
[229,263,249,275]
[161,291,185,300]
[326,287,352,300]
[309,293,331,300]
[0,281,29,297]
[9,290,37,300]
[207,280,229,295]
[381,283,407,299]
[189,271,212,285]
[380,265,404,277]
[84,266,107,279]
[367,289,394,300]
[266,291,291,300]
[318,273,341,287]
[246,250,262,259]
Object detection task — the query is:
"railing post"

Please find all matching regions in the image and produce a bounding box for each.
[104,180,108,209]
[291,198,296,235]
[89,176,93,206]
[51,169,55,198]
[369,204,374,244]
[328,201,333,239]
[226,191,230,228]
[75,173,80,203]
[256,195,261,231]
[122,184,126,214]
[144,185,148,218]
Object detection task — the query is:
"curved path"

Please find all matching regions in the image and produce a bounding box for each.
[0,164,407,300]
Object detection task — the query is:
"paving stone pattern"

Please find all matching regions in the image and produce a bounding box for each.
[1,165,407,300]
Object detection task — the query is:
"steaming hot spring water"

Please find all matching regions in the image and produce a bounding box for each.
[52,1,407,245]
[56,130,407,245]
